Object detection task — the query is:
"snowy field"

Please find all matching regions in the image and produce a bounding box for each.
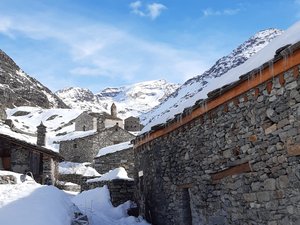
[0,171,149,225]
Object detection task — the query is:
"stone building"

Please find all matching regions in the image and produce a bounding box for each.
[94,141,134,177]
[59,125,135,163]
[124,116,142,132]
[0,123,63,184]
[0,106,6,121]
[75,104,124,131]
[134,42,300,224]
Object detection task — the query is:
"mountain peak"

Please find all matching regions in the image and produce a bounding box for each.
[0,49,68,109]
[141,27,284,131]
[56,79,180,119]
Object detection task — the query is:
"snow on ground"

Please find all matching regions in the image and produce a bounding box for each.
[87,167,133,183]
[72,186,149,225]
[96,141,133,157]
[0,171,149,225]
[141,21,300,134]
[0,172,73,225]
[59,161,101,177]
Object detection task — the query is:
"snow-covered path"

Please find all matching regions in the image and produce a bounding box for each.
[72,186,149,225]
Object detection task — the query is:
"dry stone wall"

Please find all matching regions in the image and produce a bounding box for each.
[60,126,135,163]
[135,66,300,225]
[94,147,135,177]
[82,179,135,207]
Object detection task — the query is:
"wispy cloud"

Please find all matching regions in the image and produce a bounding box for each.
[130,1,167,20]
[203,8,240,17]
[0,11,209,90]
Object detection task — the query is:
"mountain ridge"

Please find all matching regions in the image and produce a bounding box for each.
[141,28,284,130]
[0,49,68,109]
[56,79,180,119]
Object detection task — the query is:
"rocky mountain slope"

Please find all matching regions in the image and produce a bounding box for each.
[56,79,179,119]
[141,28,284,131]
[0,49,68,109]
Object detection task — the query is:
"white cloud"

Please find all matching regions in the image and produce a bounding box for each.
[147,3,167,20]
[203,8,240,17]
[129,1,145,17]
[0,12,211,90]
[130,1,167,20]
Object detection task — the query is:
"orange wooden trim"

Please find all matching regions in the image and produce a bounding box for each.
[254,88,260,98]
[211,162,252,181]
[134,49,300,149]
[279,73,285,86]
[293,66,299,78]
[266,81,273,94]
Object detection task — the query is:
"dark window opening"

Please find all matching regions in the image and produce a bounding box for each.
[83,125,86,131]
[181,188,192,225]
[73,143,77,148]
[0,149,11,171]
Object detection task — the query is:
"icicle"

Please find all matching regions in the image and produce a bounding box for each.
[269,61,274,82]
[259,66,263,83]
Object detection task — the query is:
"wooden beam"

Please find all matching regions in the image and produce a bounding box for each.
[134,47,300,149]
[211,162,252,181]
[177,183,193,189]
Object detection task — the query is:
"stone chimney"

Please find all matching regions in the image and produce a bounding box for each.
[37,122,47,147]
[111,103,117,117]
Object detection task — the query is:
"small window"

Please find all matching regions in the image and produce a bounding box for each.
[73,143,77,148]
[83,125,86,131]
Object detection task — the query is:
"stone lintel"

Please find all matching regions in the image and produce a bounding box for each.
[211,162,252,181]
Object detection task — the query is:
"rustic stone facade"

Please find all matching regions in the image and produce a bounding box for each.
[75,111,124,132]
[75,112,95,131]
[125,116,141,132]
[60,126,135,163]
[82,179,135,207]
[94,147,134,177]
[134,47,300,224]
[0,133,62,184]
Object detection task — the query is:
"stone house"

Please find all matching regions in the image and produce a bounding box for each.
[75,103,124,131]
[60,125,135,163]
[94,141,134,177]
[0,123,63,184]
[124,116,142,132]
[134,42,300,224]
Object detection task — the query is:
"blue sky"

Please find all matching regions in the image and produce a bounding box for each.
[0,0,299,92]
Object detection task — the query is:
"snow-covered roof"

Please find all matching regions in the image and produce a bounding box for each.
[0,123,62,156]
[96,141,133,158]
[141,21,300,134]
[54,130,97,142]
[59,161,101,177]
[86,167,133,182]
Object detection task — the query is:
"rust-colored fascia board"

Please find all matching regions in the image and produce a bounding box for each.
[134,48,300,149]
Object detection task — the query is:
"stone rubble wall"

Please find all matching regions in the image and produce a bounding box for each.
[60,127,135,163]
[94,147,135,177]
[82,179,135,207]
[135,66,300,225]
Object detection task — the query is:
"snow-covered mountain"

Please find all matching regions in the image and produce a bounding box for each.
[0,49,68,109]
[141,28,284,132]
[56,79,179,119]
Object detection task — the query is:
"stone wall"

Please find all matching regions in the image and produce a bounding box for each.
[135,66,300,225]
[75,112,95,131]
[59,174,84,185]
[82,179,135,207]
[94,147,135,177]
[125,117,141,132]
[60,126,135,163]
